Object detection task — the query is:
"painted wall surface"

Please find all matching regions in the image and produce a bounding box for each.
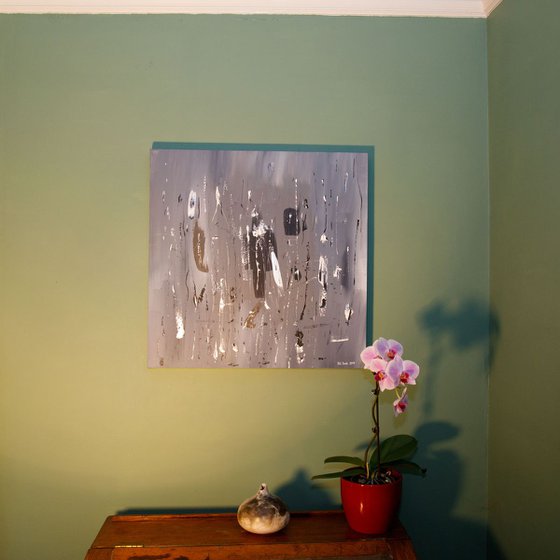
[0,15,489,560]
[488,2,560,558]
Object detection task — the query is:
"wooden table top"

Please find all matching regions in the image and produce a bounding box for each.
[85,510,417,560]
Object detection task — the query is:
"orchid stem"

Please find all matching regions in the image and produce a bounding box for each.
[373,382,381,481]
[364,382,382,482]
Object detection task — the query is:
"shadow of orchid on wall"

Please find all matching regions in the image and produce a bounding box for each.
[275,468,337,511]
[399,298,504,560]
[418,298,500,416]
[403,420,507,560]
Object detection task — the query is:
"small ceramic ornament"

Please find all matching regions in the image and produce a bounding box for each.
[237,483,290,534]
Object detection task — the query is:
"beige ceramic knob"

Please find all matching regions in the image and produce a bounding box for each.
[237,483,290,534]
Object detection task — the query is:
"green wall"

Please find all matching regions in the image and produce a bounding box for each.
[488,1,560,558]
[0,15,489,560]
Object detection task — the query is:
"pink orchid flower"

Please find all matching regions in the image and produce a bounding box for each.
[393,389,409,416]
[360,345,381,370]
[400,359,420,385]
[368,357,400,392]
[372,337,404,361]
[386,355,420,386]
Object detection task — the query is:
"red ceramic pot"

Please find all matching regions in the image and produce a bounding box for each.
[340,471,402,534]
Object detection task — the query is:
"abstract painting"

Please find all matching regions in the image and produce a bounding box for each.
[148,143,372,368]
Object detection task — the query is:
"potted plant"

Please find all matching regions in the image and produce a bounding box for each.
[313,337,426,534]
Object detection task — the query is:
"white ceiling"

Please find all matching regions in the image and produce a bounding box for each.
[0,1,503,17]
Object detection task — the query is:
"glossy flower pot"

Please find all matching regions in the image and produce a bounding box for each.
[340,471,402,534]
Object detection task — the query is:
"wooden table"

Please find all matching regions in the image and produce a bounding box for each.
[84,510,417,560]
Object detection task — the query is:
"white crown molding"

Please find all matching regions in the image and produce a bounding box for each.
[483,0,503,16]
[0,1,504,18]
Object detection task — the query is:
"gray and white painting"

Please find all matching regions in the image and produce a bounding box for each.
[148,146,369,368]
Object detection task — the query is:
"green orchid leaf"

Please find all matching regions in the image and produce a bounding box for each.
[311,467,365,480]
[380,435,418,464]
[324,455,365,467]
[387,460,427,477]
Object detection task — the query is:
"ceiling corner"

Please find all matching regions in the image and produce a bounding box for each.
[483,0,504,17]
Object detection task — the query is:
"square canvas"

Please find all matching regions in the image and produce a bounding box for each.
[148,144,372,368]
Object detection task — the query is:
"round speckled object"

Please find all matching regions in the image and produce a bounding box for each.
[237,483,290,534]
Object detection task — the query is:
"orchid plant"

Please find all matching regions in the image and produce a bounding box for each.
[313,337,426,484]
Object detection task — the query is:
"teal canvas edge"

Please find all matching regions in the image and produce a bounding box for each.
[152,141,373,155]
[151,141,375,352]
[366,147,374,347]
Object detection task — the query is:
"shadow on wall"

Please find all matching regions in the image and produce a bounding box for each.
[118,468,336,516]
[118,505,238,515]
[275,468,337,511]
[398,298,505,560]
[405,419,507,560]
[418,297,500,416]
